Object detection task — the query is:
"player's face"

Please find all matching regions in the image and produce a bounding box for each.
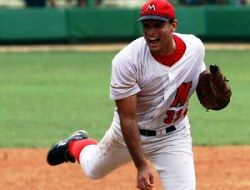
[142,20,177,55]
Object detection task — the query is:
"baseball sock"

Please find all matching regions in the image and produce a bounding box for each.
[68,139,97,163]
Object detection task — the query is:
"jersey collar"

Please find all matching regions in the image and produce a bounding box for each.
[151,34,186,67]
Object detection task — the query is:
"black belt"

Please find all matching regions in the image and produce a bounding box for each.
[139,125,176,136]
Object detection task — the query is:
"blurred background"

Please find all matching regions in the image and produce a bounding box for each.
[0,0,249,44]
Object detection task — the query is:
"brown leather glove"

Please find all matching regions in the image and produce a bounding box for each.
[196,65,232,111]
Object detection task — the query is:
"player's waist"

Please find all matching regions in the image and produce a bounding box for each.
[139,125,176,136]
[138,116,190,137]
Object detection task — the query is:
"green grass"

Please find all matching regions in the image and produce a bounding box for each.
[190,50,250,145]
[0,51,116,147]
[0,50,249,147]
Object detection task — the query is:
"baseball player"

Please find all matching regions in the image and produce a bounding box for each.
[47,0,231,189]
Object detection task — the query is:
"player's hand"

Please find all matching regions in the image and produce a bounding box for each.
[136,164,154,190]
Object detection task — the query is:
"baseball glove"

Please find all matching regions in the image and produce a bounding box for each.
[196,65,232,111]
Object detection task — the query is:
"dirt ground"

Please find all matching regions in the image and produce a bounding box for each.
[1,146,250,190]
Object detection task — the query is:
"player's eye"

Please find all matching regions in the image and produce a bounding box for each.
[154,22,164,29]
[142,23,150,29]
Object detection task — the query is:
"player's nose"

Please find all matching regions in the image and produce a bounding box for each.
[144,28,157,37]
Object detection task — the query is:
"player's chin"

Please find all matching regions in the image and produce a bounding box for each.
[147,40,161,53]
[148,44,161,53]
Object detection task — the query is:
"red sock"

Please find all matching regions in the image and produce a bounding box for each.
[68,139,98,163]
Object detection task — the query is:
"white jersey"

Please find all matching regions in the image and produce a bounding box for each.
[110,33,206,130]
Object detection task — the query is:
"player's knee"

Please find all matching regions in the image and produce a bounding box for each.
[82,163,107,180]
[84,168,106,180]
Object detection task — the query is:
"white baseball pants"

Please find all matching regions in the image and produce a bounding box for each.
[79,124,196,190]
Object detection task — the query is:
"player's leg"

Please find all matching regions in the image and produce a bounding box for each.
[147,127,196,190]
[78,127,132,179]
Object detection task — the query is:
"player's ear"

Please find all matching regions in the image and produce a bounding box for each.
[171,20,178,32]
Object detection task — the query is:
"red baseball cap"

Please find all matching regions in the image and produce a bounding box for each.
[137,0,176,22]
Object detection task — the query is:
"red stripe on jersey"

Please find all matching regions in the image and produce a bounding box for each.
[152,34,186,67]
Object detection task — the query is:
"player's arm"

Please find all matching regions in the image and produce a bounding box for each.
[115,95,154,190]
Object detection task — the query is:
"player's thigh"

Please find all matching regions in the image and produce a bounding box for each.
[79,127,131,179]
[149,140,196,190]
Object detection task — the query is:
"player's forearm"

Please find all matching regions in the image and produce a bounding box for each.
[115,95,146,169]
[120,118,147,169]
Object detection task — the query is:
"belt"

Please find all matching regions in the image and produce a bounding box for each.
[139,125,176,136]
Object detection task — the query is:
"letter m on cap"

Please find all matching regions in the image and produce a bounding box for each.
[148,4,156,11]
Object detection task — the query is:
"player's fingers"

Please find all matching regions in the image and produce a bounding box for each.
[137,182,146,190]
[137,177,153,190]
[136,179,145,189]
[145,178,154,188]
[149,173,154,185]
[143,176,154,189]
[137,184,153,190]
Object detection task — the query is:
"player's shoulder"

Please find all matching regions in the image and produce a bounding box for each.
[115,37,146,58]
[175,33,205,57]
[175,33,204,49]
[112,37,146,65]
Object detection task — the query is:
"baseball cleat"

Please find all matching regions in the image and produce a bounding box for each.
[47,130,88,166]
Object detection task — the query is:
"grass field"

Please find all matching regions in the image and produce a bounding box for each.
[0,50,249,147]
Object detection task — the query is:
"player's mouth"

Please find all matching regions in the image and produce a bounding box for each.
[147,37,160,47]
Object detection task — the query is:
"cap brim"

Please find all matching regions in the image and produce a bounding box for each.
[137,15,170,22]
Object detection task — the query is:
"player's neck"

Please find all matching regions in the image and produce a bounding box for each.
[155,38,176,57]
[164,38,176,56]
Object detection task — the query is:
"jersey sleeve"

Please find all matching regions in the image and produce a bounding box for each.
[195,36,206,74]
[110,56,141,100]
[199,47,206,74]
